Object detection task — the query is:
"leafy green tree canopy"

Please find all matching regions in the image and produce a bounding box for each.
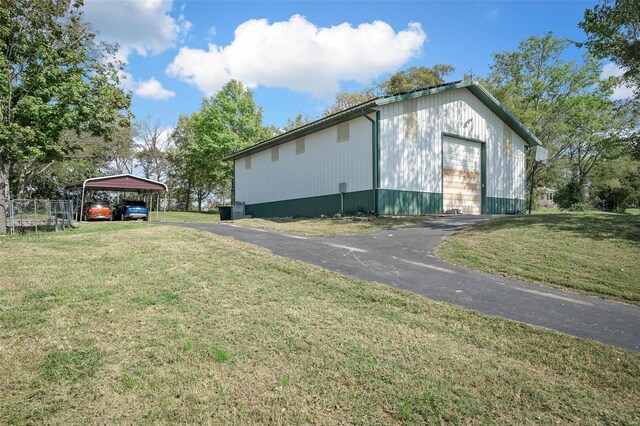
[190,80,270,202]
[378,65,455,95]
[488,32,638,204]
[0,0,131,232]
[323,65,455,116]
[580,0,640,95]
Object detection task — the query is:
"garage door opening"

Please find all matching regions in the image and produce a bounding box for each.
[442,136,484,215]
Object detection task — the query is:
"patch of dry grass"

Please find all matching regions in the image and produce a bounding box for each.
[436,212,640,304]
[230,216,431,236]
[161,210,220,223]
[0,225,638,424]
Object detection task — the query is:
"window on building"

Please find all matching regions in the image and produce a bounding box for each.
[503,123,513,157]
[404,99,418,141]
[337,122,349,143]
[271,146,279,162]
[244,156,251,170]
[295,137,305,155]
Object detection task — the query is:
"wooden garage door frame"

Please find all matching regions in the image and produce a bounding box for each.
[441,132,487,214]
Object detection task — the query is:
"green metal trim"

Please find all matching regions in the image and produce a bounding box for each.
[363,113,378,215]
[375,110,380,214]
[481,144,487,214]
[377,189,441,215]
[486,197,526,214]
[440,134,444,213]
[467,84,541,147]
[245,190,374,218]
[344,190,375,213]
[374,80,468,106]
[441,132,487,146]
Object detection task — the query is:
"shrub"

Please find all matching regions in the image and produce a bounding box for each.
[555,178,585,209]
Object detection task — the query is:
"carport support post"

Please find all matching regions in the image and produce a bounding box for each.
[80,186,86,221]
[163,192,167,222]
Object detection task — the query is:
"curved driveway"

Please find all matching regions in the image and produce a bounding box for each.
[167,216,640,353]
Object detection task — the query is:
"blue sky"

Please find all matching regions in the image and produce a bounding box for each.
[82,0,605,131]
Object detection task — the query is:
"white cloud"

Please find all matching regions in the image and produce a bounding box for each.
[118,70,136,92]
[83,0,191,61]
[166,15,426,98]
[600,63,634,100]
[135,77,176,100]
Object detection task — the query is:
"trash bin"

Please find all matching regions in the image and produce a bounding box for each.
[219,206,232,221]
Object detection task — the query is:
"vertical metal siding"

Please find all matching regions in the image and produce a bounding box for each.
[235,116,373,205]
[378,88,526,200]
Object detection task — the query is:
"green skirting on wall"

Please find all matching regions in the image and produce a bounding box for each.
[246,190,374,218]
[246,191,523,218]
[486,197,525,214]
[377,189,442,215]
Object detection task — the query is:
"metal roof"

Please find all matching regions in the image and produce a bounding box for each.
[65,174,167,192]
[224,81,541,161]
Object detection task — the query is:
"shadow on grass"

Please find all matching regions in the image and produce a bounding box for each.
[470,213,640,244]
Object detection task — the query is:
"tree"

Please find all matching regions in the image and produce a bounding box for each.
[190,80,269,204]
[107,123,137,176]
[377,64,455,95]
[323,90,376,116]
[580,0,640,95]
[487,34,601,152]
[488,33,640,205]
[562,91,636,191]
[282,112,311,132]
[590,152,640,211]
[136,118,171,182]
[0,0,130,233]
[167,113,213,211]
[323,65,455,116]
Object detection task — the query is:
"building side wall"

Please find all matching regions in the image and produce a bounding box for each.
[235,116,373,207]
[378,88,526,203]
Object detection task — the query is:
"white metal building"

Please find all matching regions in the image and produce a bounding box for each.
[225,81,541,217]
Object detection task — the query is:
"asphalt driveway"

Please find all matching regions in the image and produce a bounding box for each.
[166,216,640,353]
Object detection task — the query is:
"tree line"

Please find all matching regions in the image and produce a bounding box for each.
[1,0,638,234]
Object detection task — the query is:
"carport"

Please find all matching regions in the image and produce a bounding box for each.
[65,174,168,221]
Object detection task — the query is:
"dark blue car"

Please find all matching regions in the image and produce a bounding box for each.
[113,200,149,221]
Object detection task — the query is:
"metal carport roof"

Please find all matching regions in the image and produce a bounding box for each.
[65,174,168,222]
[65,174,167,192]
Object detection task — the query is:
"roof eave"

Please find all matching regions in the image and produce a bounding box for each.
[466,84,542,147]
[225,80,541,160]
[224,103,378,161]
[373,80,470,106]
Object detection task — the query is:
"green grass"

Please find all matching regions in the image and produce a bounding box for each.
[436,212,640,304]
[230,216,432,236]
[0,226,638,423]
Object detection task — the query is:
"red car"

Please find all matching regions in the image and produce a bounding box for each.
[83,202,112,221]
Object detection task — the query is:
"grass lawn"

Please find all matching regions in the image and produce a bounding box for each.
[436,212,640,305]
[160,210,220,223]
[1,226,639,424]
[229,216,431,236]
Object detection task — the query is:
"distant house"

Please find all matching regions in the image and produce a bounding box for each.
[225,81,541,217]
[537,187,557,208]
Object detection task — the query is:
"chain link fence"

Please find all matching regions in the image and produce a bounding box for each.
[1,199,75,235]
